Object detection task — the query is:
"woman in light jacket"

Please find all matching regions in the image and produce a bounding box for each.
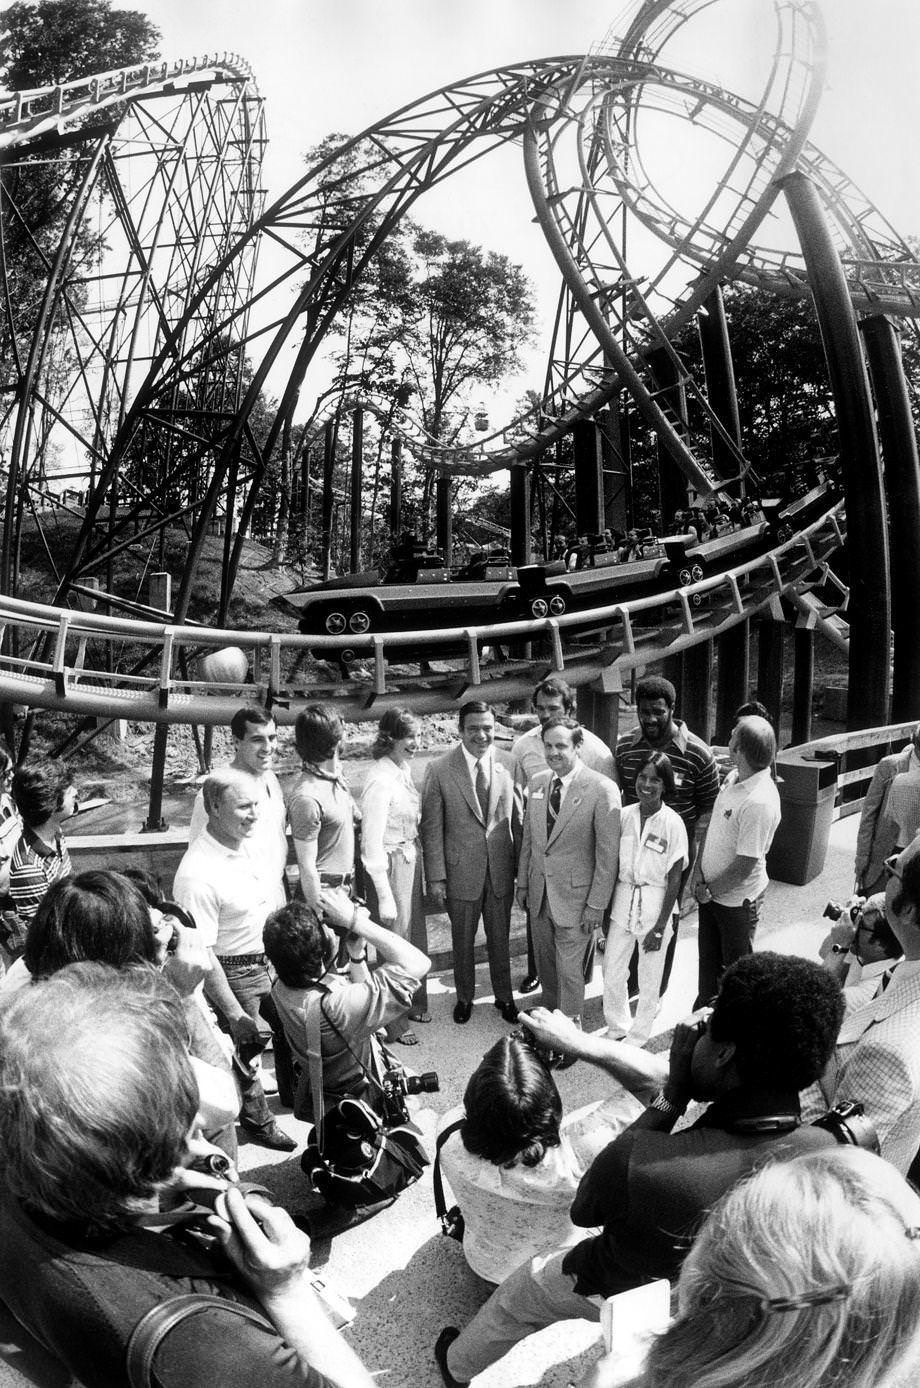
[360,707,430,1044]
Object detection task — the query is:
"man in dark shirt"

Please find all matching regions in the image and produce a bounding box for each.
[435,953,844,1386]
[615,674,720,864]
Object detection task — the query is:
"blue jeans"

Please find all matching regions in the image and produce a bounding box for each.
[220,961,294,1128]
[695,894,764,1007]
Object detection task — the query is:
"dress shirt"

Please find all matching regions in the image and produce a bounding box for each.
[460,744,494,797]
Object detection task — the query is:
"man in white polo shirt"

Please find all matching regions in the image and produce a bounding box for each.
[693,715,780,1005]
[174,767,295,1150]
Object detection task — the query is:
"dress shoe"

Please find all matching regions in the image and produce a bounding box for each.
[241,1120,297,1152]
[518,973,540,994]
[494,998,519,1024]
[453,1000,473,1024]
[434,1327,468,1387]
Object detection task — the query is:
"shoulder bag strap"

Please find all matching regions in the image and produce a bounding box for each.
[303,985,329,1149]
[432,1117,465,1223]
[125,1292,273,1388]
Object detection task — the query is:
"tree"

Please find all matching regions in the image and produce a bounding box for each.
[0,0,159,88]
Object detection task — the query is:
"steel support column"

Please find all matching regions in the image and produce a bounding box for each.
[680,641,714,744]
[350,407,363,574]
[781,170,890,729]
[509,465,532,566]
[697,285,743,488]
[389,436,403,539]
[598,401,632,535]
[321,419,335,581]
[792,625,815,745]
[860,314,920,721]
[573,418,604,538]
[649,347,690,525]
[435,473,453,569]
[756,618,785,734]
[715,621,750,743]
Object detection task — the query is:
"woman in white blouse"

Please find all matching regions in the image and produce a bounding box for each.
[601,751,688,1046]
[360,707,430,1044]
[438,1034,641,1286]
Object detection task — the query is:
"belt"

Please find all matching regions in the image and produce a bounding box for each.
[216,952,268,967]
[319,872,353,887]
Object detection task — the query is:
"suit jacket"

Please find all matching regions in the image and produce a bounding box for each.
[855,746,911,891]
[518,763,621,930]
[824,962,920,1174]
[421,746,522,901]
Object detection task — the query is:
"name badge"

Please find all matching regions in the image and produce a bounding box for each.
[673,771,684,787]
[645,833,667,853]
[532,790,545,801]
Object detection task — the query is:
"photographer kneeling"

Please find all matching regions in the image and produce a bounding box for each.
[264,891,431,1125]
[0,962,374,1388]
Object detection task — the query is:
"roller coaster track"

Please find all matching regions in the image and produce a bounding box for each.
[0,499,844,724]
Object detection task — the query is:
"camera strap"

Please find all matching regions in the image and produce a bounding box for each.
[433,1118,464,1231]
[303,984,389,1152]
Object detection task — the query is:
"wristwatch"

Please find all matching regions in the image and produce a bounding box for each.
[650,1090,686,1118]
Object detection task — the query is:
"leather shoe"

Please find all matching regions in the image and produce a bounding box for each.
[494,998,519,1024]
[453,1000,473,1024]
[518,973,540,994]
[434,1327,468,1387]
[241,1120,297,1152]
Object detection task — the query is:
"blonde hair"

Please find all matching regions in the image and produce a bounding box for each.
[640,1148,920,1388]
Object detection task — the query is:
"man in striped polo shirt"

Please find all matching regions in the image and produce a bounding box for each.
[615,674,719,884]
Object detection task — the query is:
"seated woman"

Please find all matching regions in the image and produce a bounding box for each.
[601,752,688,1046]
[438,1035,641,1286]
[582,1146,920,1388]
[0,963,374,1388]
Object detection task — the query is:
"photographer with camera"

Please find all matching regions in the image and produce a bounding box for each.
[264,892,430,1126]
[819,892,901,1003]
[0,963,375,1388]
[435,953,845,1388]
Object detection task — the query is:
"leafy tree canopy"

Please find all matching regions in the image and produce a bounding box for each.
[0,0,159,90]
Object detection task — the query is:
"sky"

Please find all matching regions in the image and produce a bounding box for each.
[132,0,920,428]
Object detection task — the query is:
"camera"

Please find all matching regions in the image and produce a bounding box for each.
[380,1058,439,1124]
[823,898,861,924]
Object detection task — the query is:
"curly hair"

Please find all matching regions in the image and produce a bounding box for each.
[0,963,197,1236]
[640,1148,920,1388]
[461,1036,562,1168]
[11,762,73,827]
[709,953,843,1091]
[636,675,677,709]
[371,706,419,760]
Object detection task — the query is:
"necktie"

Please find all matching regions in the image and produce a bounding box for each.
[475,759,490,821]
[547,775,562,832]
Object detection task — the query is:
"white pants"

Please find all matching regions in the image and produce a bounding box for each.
[602,919,670,1045]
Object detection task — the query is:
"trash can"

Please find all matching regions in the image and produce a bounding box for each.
[766,750,838,886]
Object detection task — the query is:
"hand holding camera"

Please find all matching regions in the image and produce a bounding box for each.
[665,1007,711,1108]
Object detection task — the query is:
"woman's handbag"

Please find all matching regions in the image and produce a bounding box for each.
[299,989,429,1208]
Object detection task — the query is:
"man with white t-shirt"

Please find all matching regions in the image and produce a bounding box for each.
[693,715,781,1005]
[174,767,295,1150]
[188,705,288,892]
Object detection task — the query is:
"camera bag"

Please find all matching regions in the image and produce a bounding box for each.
[299,987,428,1208]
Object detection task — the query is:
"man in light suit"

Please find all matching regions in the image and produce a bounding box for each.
[805,834,920,1174]
[855,726,920,896]
[517,716,621,1041]
[421,701,522,1024]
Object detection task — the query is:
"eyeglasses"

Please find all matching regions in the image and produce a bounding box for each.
[884,854,903,883]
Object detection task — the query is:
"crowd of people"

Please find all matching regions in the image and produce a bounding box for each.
[1,681,920,1386]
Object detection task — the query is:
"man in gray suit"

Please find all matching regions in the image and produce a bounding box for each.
[422,702,523,1024]
[856,726,920,896]
[517,716,621,1045]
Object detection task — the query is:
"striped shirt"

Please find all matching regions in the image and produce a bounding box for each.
[4,827,72,957]
[615,720,719,832]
